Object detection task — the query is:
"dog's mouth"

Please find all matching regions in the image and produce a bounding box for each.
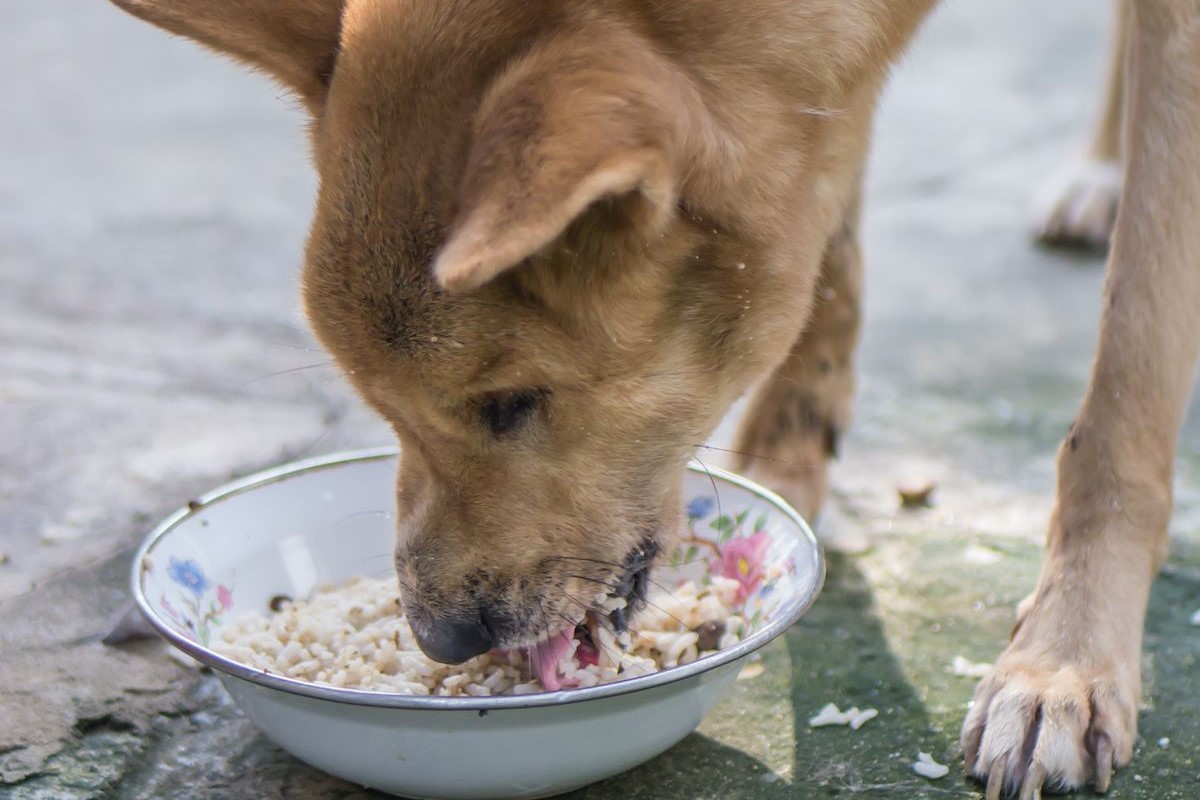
[524,535,659,690]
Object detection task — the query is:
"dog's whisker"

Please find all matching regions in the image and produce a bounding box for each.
[566,573,621,590]
[561,593,597,619]
[334,510,395,525]
[691,453,726,534]
[261,338,324,353]
[238,361,335,389]
[353,553,395,568]
[644,575,684,597]
[542,555,627,570]
[691,443,798,467]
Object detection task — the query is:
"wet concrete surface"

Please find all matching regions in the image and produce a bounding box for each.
[3,1,1198,798]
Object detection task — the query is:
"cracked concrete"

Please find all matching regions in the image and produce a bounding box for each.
[3,1,1199,798]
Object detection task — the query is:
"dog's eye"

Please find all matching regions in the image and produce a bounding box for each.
[479,389,546,438]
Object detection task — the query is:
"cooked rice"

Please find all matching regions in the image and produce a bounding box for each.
[214,575,745,696]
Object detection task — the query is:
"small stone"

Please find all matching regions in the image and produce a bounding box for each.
[1158,737,1170,748]
[912,751,949,780]
[1189,608,1200,626]
[760,772,782,784]
[898,479,935,508]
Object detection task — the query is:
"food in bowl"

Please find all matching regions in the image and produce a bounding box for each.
[214,571,751,696]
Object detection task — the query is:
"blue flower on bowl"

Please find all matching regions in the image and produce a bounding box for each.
[168,557,211,597]
[687,495,715,520]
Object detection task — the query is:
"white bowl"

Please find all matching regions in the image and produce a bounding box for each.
[133,448,823,800]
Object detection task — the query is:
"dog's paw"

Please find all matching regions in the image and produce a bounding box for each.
[1034,158,1122,250]
[961,651,1137,798]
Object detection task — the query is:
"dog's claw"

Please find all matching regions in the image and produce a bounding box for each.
[985,761,1005,800]
[1093,733,1114,793]
[962,714,984,774]
[1018,762,1045,800]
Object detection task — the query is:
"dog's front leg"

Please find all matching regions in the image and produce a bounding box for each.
[963,3,1200,796]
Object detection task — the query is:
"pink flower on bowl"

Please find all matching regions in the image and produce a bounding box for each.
[711,530,772,602]
[216,584,234,612]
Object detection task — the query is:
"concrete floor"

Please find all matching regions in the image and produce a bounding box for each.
[3,1,1199,798]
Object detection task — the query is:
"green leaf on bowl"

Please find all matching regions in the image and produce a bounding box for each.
[711,514,735,542]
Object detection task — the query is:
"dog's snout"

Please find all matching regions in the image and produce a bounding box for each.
[412,606,498,665]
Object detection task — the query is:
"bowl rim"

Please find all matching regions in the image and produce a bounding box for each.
[133,447,825,710]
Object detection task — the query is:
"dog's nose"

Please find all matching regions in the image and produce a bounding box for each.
[413,609,496,664]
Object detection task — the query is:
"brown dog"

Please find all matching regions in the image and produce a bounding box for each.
[108,0,1200,796]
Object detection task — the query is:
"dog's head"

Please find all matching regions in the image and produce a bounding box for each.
[114,0,815,663]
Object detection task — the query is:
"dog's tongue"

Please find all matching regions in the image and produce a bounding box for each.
[527,629,576,691]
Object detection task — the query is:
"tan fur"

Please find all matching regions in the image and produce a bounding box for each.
[732,179,864,523]
[108,0,1200,794]
[965,4,1200,795]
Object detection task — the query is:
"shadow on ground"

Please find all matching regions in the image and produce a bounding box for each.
[570,533,1200,800]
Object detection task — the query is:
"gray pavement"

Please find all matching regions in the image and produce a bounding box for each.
[3,1,1198,798]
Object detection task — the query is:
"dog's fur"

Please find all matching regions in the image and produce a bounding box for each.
[108,0,1200,795]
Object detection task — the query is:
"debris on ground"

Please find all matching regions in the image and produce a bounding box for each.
[897,479,936,508]
[808,702,879,730]
[1190,608,1200,626]
[912,751,950,780]
[948,655,992,678]
[738,661,765,681]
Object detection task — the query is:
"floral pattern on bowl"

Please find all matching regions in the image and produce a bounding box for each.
[153,556,233,647]
[669,495,798,634]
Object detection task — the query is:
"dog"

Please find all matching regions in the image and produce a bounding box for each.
[108,0,1200,796]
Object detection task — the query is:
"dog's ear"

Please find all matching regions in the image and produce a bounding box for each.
[433,43,698,293]
[109,0,344,107]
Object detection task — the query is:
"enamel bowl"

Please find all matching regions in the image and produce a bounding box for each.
[133,448,823,800]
